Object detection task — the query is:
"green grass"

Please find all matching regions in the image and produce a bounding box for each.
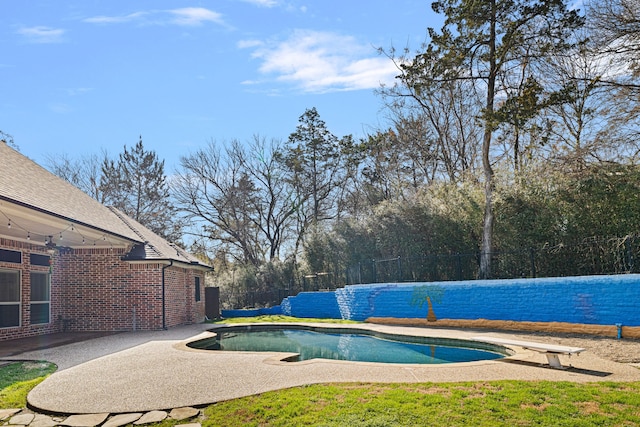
[1,322,640,426]
[201,381,640,427]
[0,361,56,409]
[211,315,360,324]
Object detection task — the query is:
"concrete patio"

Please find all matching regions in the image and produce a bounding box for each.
[4,323,640,415]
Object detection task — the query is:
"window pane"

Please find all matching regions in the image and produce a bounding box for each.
[0,271,19,302]
[30,303,50,324]
[195,277,201,302]
[30,273,50,302]
[0,305,20,328]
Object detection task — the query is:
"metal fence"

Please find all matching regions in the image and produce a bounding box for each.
[346,236,639,284]
[219,235,640,309]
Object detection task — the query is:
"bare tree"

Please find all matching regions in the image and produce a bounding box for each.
[378,74,482,184]
[173,138,298,267]
[588,0,640,82]
[45,150,109,203]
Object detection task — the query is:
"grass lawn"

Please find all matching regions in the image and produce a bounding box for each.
[210,315,360,324]
[2,317,640,426]
[0,361,56,409]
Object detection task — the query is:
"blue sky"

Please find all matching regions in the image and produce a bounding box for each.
[1,1,439,171]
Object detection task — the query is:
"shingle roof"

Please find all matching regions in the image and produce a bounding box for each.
[0,142,210,269]
[110,207,207,266]
[1,142,141,242]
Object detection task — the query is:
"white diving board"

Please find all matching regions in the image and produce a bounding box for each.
[472,336,586,369]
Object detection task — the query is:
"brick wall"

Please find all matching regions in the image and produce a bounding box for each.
[1,239,206,341]
[278,274,640,326]
[163,265,206,328]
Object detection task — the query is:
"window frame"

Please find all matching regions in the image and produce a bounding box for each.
[195,276,201,302]
[0,269,21,328]
[30,271,51,325]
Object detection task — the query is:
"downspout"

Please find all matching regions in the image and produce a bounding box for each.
[161,260,173,330]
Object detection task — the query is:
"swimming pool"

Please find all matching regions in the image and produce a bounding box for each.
[188,324,510,364]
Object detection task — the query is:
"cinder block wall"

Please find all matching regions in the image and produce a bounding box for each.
[280,274,640,326]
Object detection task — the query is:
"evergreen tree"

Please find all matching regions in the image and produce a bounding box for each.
[278,108,352,259]
[101,137,182,242]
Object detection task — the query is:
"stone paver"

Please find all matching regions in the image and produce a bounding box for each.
[1,411,201,427]
[169,407,199,421]
[0,410,21,421]
[133,411,167,425]
[101,413,142,427]
[29,415,56,427]
[9,413,34,426]
[59,413,109,427]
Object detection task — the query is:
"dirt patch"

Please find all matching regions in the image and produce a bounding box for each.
[367,317,640,364]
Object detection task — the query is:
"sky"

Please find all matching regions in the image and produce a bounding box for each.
[1,1,439,172]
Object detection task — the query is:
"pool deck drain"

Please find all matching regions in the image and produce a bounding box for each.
[5,323,640,414]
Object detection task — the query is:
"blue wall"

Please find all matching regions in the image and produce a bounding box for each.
[273,275,640,326]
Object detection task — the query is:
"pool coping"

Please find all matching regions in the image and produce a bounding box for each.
[179,322,515,366]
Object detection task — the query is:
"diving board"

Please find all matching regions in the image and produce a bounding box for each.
[472,336,586,369]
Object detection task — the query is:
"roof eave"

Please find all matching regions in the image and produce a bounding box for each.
[0,195,142,245]
[121,257,214,271]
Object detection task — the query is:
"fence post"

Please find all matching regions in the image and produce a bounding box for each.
[397,256,402,282]
[456,253,462,281]
[626,238,634,273]
[529,247,536,278]
[372,259,377,283]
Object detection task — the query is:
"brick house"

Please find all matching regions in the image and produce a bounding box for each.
[0,141,212,341]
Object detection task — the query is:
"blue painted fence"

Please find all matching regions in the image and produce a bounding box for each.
[224,274,640,326]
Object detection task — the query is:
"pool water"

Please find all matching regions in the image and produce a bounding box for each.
[188,327,506,364]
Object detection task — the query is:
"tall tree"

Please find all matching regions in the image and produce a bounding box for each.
[588,0,640,83]
[281,108,345,224]
[173,138,298,267]
[101,137,181,242]
[278,108,352,259]
[378,78,482,184]
[401,0,584,278]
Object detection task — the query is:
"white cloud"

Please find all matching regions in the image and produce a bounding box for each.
[83,11,149,24]
[168,8,225,26]
[241,0,279,7]
[83,8,225,27]
[245,30,398,93]
[237,39,264,49]
[16,26,66,44]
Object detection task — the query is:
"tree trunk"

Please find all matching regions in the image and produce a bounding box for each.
[479,0,497,280]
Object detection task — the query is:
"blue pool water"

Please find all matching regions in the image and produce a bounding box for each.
[188,326,507,364]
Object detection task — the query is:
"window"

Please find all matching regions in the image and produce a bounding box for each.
[195,276,201,302]
[30,253,50,267]
[30,272,50,324]
[0,270,20,328]
[0,249,21,264]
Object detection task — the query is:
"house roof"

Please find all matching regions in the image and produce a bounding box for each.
[0,142,210,269]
